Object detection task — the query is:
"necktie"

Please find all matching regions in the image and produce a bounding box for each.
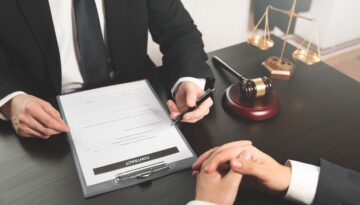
[74,0,109,86]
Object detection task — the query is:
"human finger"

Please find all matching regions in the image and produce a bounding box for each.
[203,146,252,173]
[206,141,252,159]
[15,115,49,138]
[42,102,62,121]
[195,141,252,172]
[192,170,199,176]
[181,115,204,123]
[167,100,181,119]
[230,154,264,177]
[18,124,49,139]
[185,90,199,108]
[183,98,213,121]
[27,117,60,137]
[30,107,69,132]
[211,141,252,154]
[193,147,219,171]
[167,100,180,113]
[201,141,253,171]
[223,168,243,185]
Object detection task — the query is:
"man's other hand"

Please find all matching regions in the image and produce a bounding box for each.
[0,94,70,139]
[167,81,213,123]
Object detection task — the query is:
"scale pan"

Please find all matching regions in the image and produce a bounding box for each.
[247,35,274,51]
[293,49,320,65]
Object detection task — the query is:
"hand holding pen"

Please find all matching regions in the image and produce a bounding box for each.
[167,82,215,124]
[171,88,215,125]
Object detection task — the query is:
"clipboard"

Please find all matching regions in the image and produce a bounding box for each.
[57,80,197,198]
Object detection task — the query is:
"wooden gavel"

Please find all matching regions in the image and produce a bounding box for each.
[212,56,272,99]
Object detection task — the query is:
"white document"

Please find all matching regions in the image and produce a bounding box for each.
[58,80,194,186]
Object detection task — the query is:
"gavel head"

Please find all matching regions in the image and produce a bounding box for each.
[240,77,272,99]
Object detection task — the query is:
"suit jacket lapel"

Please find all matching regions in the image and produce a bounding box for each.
[104,0,127,73]
[16,0,62,94]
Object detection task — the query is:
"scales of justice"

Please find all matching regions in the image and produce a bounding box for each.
[248,0,321,80]
[218,0,321,121]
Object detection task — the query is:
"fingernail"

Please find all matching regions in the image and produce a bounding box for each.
[232,160,242,168]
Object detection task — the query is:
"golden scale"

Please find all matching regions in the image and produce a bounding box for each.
[218,0,322,121]
[247,0,321,80]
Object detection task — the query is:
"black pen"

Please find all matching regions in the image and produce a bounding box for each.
[171,88,215,126]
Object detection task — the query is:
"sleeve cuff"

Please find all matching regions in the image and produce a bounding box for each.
[285,160,320,205]
[186,200,217,205]
[171,77,206,97]
[0,91,26,121]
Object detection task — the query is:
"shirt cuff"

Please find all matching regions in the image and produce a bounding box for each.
[186,200,217,205]
[171,77,206,97]
[285,160,320,205]
[0,91,26,121]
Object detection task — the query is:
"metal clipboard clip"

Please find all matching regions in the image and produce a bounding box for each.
[114,162,171,184]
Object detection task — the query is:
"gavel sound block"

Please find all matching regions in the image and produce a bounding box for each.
[212,56,280,121]
[223,83,280,121]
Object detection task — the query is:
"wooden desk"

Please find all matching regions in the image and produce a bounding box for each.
[1,36,360,205]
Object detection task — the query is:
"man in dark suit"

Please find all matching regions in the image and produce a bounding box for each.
[189,141,360,205]
[0,0,214,139]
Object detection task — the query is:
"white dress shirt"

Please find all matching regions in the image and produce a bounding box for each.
[0,0,205,120]
[187,201,217,205]
[284,160,320,204]
[187,160,320,205]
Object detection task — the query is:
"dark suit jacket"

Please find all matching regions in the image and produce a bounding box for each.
[0,0,214,100]
[313,159,360,205]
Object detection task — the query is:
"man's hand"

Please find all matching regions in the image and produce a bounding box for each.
[192,141,291,194]
[194,159,243,205]
[167,81,213,123]
[0,94,70,139]
[230,146,291,194]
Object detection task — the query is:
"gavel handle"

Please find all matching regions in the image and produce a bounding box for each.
[212,56,248,82]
